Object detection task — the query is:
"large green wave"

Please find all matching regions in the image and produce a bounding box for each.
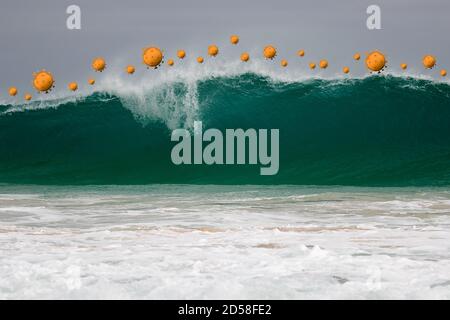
[1,74,450,186]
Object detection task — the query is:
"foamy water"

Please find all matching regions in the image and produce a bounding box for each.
[1,185,450,299]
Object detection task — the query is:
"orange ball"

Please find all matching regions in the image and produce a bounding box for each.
[126,65,135,74]
[8,87,18,96]
[423,55,436,69]
[319,60,328,69]
[263,45,277,60]
[142,47,163,68]
[33,70,54,93]
[68,82,78,91]
[365,51,386,72]
[230,35,239,45]
[92,57,106,72]
[177,50,186,59]
[240,52,250,62]
[197,56,204,64]
[208,45,219,57]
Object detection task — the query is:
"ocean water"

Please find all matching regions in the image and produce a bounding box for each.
[2,74,450,186]
[1,184,450,299]
[1,73,450,299]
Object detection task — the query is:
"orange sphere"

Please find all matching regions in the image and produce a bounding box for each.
[319,60,328,69]
[263,45,277,60]
[92,57,106,72]
[423,55,436,69]
[177,50,186,59]
[24,93,32,101]
[197,56,204,64]
[400,63,407,70]
[441,69,447,77]
[240,52,250,62]
[365,51,386,72]
[343,67,350,74]
[32,70,54,93]
[167,59,174,66]
[88,79,95,85]
[208,45,219,57]
[68,82,78,91]
[142,47,163,68]
[126,65,135,74]
[297,50,305,57]
[281,59,288,67]
[309,62,316,70]
[230,35,239,45]
[8,87,18,96]
[353,53,361,61]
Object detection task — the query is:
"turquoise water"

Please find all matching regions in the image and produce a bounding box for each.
[1,74,450,185]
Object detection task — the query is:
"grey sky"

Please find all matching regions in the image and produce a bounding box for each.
[1,0,449,96]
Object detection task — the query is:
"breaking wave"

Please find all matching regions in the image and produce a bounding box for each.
[1,73,450,186]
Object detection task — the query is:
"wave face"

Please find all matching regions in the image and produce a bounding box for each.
[1,74,450,186]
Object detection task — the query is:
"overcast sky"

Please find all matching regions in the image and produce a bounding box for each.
[1,0,449,95]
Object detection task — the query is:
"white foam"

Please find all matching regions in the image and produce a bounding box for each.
[1,185,450,299]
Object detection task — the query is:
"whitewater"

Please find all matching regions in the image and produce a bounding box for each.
[1,185,450,299]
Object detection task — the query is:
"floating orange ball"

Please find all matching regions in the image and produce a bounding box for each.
[24,93,32,101]
[142,47,163,68]
[167,59,174,66]
[319,60,328,69]
[343,67,350,74]
[230,35,239,45]
[263,45,277,60]
[208,45,219,57]
[32,70,54,93]
[353,53,361,61]
[365,51,386,72]
[423,55,436,69]
[68,82,78,91]
[240,52,250,62]
[281,59,288,67]
[126,65,135,74]
[92,57,106,72]
[441,69,447,77]
[177,50,186,59]
[309,62,316,70]
[197,56,204,64]
[297,50,305,57]
[400,63,407,70]
[8,87,17,96]
[88,79,95,85]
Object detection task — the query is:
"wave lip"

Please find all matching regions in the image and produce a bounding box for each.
[1,74,450,186]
